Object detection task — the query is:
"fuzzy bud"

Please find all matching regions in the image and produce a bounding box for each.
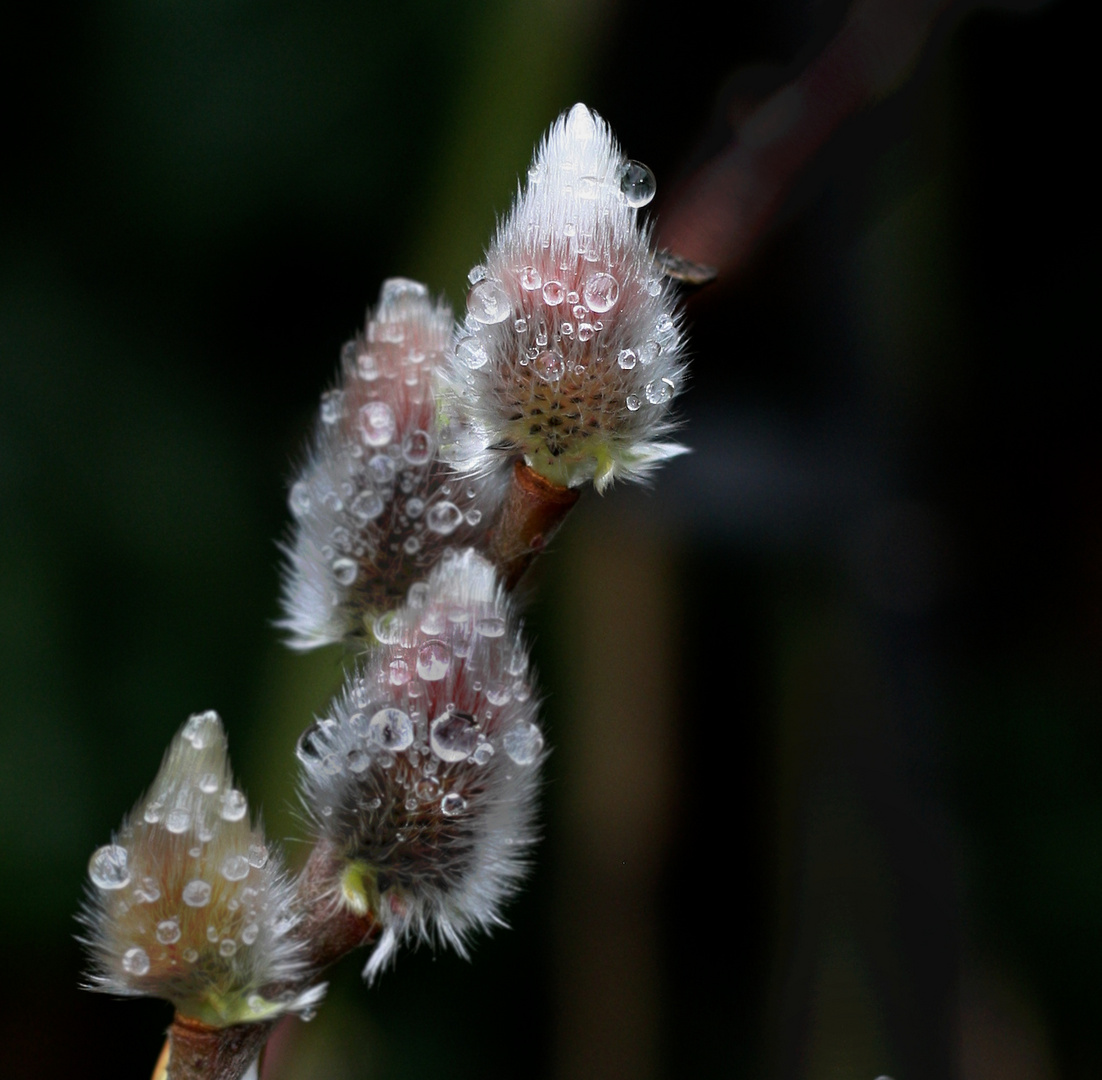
[279,278,509,651]
[80,711,323,1026]
[440,103,689,492]
[296,549,544,981]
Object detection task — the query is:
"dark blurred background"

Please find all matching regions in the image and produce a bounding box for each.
[0,1,1094,1077]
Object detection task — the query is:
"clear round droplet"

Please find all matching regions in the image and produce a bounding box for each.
[618,348,637,370]
[520,265,542,291]
[402,429,434,466]
[475,615,506,638]
[467,264,488,285]
[346,748,370,774]
[441,792,467,816]
[425,501,463,535]
[350,489,384,522]
[534,350,564,383]
[456,336,489,370]
[182,879,212,908]
[332,557,358,586]
[542,280,565,306]
[220,939,238,957]
[247,843,269,869]
[241,923,260,946]
[626,394,641,412]
[644,377,675,405]
[417,639,452,681]
[388,657,411,685]
[320,390,344,425]
[619,159,657,207]
[156,919,181,945]
[221,854,250,882]
[431,712,480,762]
[89,845,130,890]
[368,708,414,751]
[220,789,247,822]
[369,454,397,485]
[289,481,311,518]
[122,947,150,976]
[467,278,511,325]
[164,808,191,834]
[583,272,619,313]
[503,722,544,765]
[472,741,495,765]
[358,401,397,447]
[198,772,219,794]
[182,711,220,750]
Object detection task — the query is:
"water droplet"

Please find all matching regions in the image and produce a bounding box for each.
[456,336,489,370]
[247,843,269,869]
[165,808,191,834]
[369,708,414,751]
[346,748,370,774]
[369,454,397,485]
[467,278,511,324]
[183,879,212,908]
[626,394,641,411]
[182,711,220,750]
[619,159,656,207]
[380,278,428,306]
[289,481,311,518]
[431,712,479,762]
[638,339,661,364]
[577,323,596,342]
[475,615,506,638]
[417,639,452,681]
[467,264,488,285]
[617,348,637,370]
[374,610,403,644]
[503,722,544,765]
[122,947,150,976]
[221,854,250,882]
[332,557,358,587]
[198,772,219,794]
[542,280,565,306]
[220,789,247,822]
[358,401,397,447]
[520,265,542,291]
[577,174,601,200]
[403,535,421,555]
[156,919,181,945]
[425,501,463,535]
[472,741,495,765]
[350,489,384,523]
[89,845,130,890]
[644,377,675,405]
[583,272,620,313]
[441,792,467,816]
[320,390,344,425]
[220,938,238,957]
[534,351,564,383]
[135,877,161,903]
[402,429,433,466]
[241,923,260,946]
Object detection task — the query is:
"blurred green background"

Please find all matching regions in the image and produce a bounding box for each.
[0,1,1095,1077]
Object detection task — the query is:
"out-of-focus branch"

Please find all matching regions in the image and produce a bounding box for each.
[658,0,962,275]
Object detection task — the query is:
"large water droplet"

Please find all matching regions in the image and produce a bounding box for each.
[475,615,506,638]
[503,722,544,765]
[425,501,463,535]
[122,947,150,976]
[247,843,269,869]
[350,489,384,523]
[89,845,130,890]
[379,278,428,307]
[583,272,619,313]
[220,789,247,822]
[644,377,675,405]
[156,919,181,945]
[241,923,260,946]
[359,401,397,447]
[626,394,641,412]
[417,639,452,681]
[431,712,479,762]
[221,854,250,882]
[620,160,656,207]
[289,481,311,518]
[542,280,565,306]
[369,454,397,485]
[467,279,511,324]
[182,711,220,750]
[440,792,467,816]
[165,808,191,835]
[220,939,238,957]
[456,336,489,370]
[402,429,434,466]
[332,557,358,586]
[369,708,414,751]
[534,351,564,383]
[183,879,212,907]
[519,265,542,291]
[618,348,637,370]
